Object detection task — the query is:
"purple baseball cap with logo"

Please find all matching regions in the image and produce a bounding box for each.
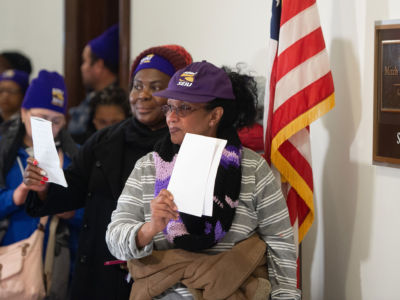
[153,60,235,103]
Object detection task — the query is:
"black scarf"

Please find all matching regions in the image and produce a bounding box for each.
[153,127,242,252]
[124,118,169,150]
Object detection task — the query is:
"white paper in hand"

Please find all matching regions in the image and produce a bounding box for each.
[167,133,227,217]
[30,117,68,187]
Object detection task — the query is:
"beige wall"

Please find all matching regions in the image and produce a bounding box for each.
[131,1,400,300]
[1,1,400,299]
[0,0,64,78]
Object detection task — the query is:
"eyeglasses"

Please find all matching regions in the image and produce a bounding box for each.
[0,88,21,95]
[161,104,204,118]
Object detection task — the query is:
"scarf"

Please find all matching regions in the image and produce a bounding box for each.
[153,127,242,251]
[124,117,168,150]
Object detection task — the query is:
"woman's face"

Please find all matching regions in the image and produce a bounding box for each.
[165,99,222,145]
[129,68,171,130]
[0,80,24,118]
[22,107,66,139]
[92,104,126,130]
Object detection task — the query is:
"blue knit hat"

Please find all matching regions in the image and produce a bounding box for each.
[22,70,67,114]
[0,69,29,93]
[88,24,119,70]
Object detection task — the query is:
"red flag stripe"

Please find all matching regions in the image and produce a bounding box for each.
[271,72,334,137]
[265,0,335,246]
[272,149,313,206]
[286,187,299,225]
[279,140,314,189]
[271,93,335,164]
[287,188,310,226]
[276,28,326,81]
[274,50,332,112]
[289,127,312,164]
[278,3,321,56]
[264,53,279,162]
[280,0,316,25]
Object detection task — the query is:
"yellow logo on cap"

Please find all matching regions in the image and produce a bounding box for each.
[139,54,154,64]
[177,71,196,87]
[3,70,15,78]
[51,88,64,107]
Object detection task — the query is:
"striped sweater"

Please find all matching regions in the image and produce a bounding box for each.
[106,147,301,300]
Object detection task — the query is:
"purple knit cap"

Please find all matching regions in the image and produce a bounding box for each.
[88,24,119,69]
[133,54,176,77]
[22,70,67,114]
[153,61,235,103]
[0,69,29,93]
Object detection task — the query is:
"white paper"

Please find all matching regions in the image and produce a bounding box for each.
[30,117,68,187]
[167,133,227,217]
[203,138,227,216]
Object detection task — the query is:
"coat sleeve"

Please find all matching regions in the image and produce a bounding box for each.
[0,187,19,219]
[106,155,153,260]
[0,160,24,219]
[25,133,95,217]
[253,157,301,300]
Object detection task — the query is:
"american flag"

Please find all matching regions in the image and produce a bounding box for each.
[264,0,335,284]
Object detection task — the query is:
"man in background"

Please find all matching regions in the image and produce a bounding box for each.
[68,24,122,137]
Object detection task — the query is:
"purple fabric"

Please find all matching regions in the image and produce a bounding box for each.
[214,221,224,242]
[163,216,188,244]
[153,152,177,196]
[153,61,235,103]
[22,70,67,114]
[220,146,241,169]
[133,54,175,77]
[153,142,241,247]
[88,24,119,69]
[0,69,29,93]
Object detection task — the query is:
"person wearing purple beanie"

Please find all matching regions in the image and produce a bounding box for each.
[68,24,122,139]
[23,45,192,300]
[0,69,29,130]
[0,70,82,299]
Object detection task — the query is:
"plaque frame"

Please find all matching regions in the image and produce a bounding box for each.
[373,20,400,165]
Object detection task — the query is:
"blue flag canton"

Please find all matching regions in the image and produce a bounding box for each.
[270,0,282,41]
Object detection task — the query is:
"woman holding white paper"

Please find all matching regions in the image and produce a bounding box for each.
[22,45,193,300]
[0,69,86,293]
[0,70,81,245]
[0,70,84,298]
[106,61,301,300]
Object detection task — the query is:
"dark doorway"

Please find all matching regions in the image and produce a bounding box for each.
[64,0,130,111]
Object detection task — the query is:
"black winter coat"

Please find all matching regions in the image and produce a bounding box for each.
[26,118,168,300]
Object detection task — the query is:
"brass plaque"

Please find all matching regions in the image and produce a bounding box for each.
[373,21,400,165]
[380,41,400,112]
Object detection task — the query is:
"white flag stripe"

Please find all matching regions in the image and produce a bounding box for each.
[274,49,331,112]
[288,128,312,164]
[277,3,320,56]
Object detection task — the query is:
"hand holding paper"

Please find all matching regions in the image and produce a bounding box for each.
[30,117,68,187]
[167,133,226,217]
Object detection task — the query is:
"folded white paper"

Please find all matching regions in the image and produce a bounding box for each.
[30,117,68,187]
[167,133,227,217]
